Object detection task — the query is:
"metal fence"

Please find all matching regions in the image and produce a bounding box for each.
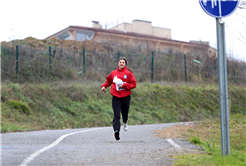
[1,45,246,84]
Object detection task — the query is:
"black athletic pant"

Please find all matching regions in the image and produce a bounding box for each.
[112,95,131,132]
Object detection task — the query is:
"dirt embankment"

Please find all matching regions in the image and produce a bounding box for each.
[1,37,119,53]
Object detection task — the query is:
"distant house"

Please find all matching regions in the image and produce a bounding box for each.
[110,19,171,39]
[46,20,216,57]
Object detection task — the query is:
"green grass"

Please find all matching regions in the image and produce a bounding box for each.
[8,100,32,115]
[1,81,245,133]
[1,81,245,165]
[190,135,202,145]
[172,114,246,166]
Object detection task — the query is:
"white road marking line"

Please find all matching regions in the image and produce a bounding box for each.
[19,128,104,166]
[166,138,181,150]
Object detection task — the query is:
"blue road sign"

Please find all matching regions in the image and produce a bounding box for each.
[199,0,239,18]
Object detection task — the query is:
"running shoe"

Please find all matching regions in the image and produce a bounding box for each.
[114,130,120,140]
[123,122,128,131]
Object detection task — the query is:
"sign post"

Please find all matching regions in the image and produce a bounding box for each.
[216,18,230,156]
[199,0,240,156]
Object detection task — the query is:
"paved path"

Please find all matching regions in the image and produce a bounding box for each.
[1,123,201,166]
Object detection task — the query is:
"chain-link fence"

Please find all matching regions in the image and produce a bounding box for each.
[1,45,246,84]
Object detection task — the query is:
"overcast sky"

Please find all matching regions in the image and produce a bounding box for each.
[0,0,245,61]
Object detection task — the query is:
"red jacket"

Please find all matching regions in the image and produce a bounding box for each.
[101,67,137,98]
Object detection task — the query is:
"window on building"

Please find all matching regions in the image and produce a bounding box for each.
[164,48,170,53]
[56,31,71,40]
[75,31,94,41]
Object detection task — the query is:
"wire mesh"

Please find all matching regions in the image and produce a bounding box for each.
[1,45,245,85]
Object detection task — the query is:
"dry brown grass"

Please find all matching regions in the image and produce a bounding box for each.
[155,124,194,138]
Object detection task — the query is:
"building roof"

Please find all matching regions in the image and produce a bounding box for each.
[45,25,207,47]
[133,19,152,23]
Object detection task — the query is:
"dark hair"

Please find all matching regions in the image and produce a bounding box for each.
[127,67,134,73]
[117,57,127,65]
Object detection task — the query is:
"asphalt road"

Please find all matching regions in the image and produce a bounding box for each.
[1,123,201,166]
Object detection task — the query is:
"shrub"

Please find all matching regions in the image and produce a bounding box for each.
[191,135,202,145]
[8,100,32,115]
[7,83,21,92]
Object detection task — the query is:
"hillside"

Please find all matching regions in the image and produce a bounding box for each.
[1,37,114,52]
[1,81,245,133]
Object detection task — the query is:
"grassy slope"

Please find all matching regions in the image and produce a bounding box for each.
[1,81,245,133]
[171,114,246,166]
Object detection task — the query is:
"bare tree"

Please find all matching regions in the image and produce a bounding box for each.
[239,0,246,9]
[236,0,246,44]
[226,2,245,48]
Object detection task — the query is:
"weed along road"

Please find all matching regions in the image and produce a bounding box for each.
[1,123,201,166]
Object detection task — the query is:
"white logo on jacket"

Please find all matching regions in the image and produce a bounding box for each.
[113,76,126,91]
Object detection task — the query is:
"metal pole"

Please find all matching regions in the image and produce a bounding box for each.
[222,18,230,156]
[118,51,120,59]
[216,18,230,156]
[49,46,52,75]
[83,50,86,76]
[184,54,187,82]
[16,45,18,79]
[151,51,154,82]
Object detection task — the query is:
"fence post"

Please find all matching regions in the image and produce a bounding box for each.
[83,50,86,76]
[16,45,18,79]
[184,54,187,82]
[118,51,120,59]
[49,46,52,75]
[151,51,154,82]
